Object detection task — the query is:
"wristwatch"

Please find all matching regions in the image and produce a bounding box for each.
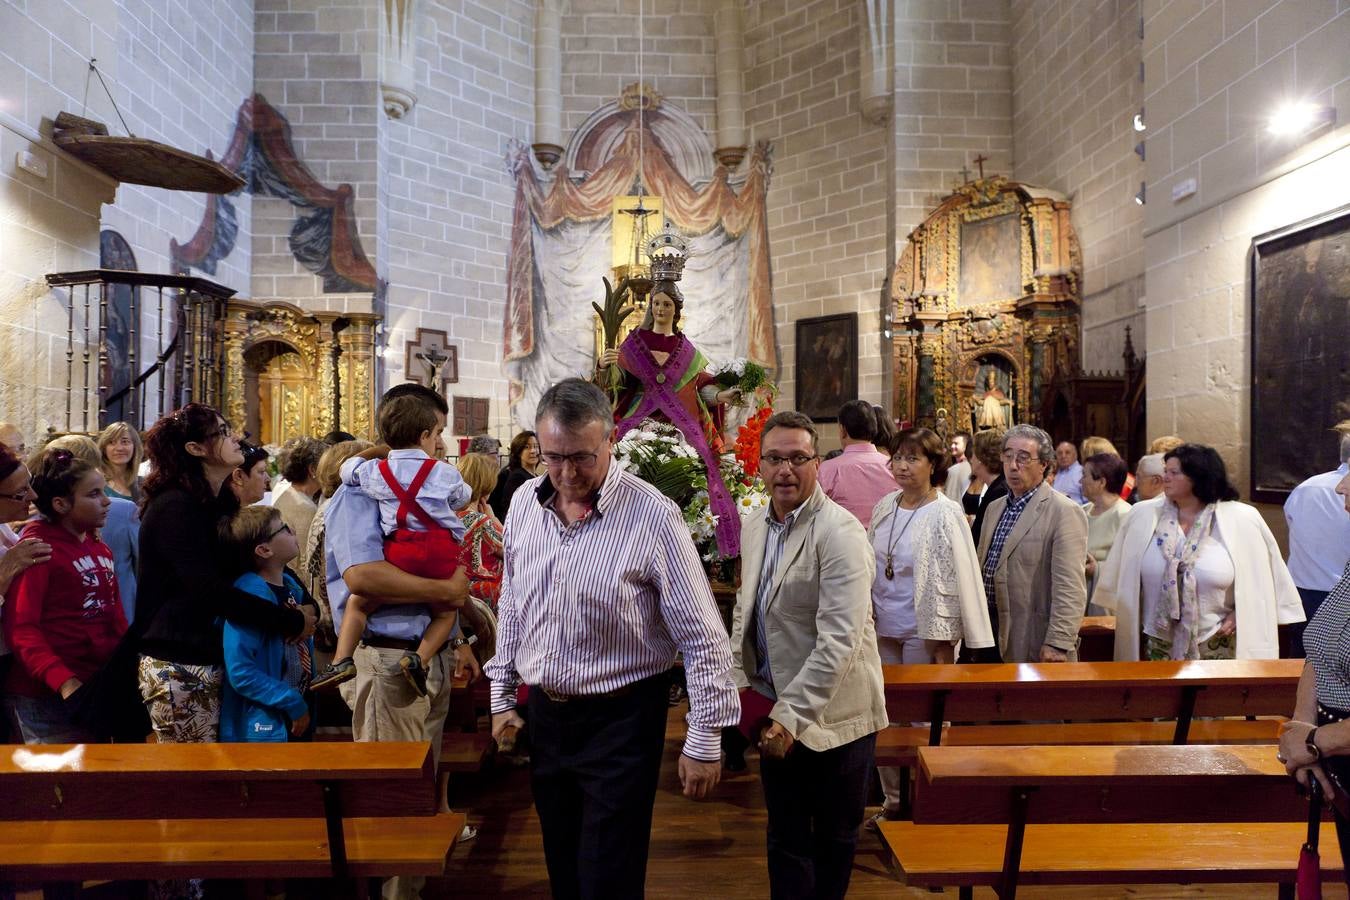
[1307,727,1322,761]
[450,635,477,650]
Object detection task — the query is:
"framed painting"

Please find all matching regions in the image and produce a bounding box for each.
[958,212,1021,306]
[795,313,857,422]
[1250,203,1350,503]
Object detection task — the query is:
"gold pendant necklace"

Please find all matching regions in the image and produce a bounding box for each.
[883,488,936,579]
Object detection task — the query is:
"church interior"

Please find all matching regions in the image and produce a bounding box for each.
[2,0,1348,490]
[3,0,1350,896]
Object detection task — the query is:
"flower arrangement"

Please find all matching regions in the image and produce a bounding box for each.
[614,418,768,561]
[733,406,774,477]
[711,357,774,406]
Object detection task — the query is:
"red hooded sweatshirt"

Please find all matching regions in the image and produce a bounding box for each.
[3,519,126,698]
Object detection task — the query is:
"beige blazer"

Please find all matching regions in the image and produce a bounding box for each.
[730,485,888,752]
[976,481,1089,662]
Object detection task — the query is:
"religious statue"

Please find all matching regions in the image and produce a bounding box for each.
[596,226,743,557]
[974,368,1012,431]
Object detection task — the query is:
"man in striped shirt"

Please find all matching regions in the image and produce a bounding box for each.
[485,378,739,899]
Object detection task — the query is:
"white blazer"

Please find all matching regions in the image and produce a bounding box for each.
[868,491,995,650]
[1094,497,1305,660]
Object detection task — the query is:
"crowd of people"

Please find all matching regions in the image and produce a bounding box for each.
[0,386,1347,898]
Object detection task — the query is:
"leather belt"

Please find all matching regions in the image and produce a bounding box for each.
[535,680,646,704]
[362,636,449,653]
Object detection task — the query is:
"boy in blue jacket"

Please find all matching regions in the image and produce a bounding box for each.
[219,506,314,742]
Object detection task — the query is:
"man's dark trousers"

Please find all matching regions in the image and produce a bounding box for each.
[527,673,670,900]
[759,730,877,900]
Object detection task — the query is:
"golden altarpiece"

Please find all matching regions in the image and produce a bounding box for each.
[890,175,1083,438]
[221,300,378,445]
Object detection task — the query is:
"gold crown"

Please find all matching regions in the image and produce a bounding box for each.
[647,221,689,282]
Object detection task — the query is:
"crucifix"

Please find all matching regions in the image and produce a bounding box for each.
[403,328,458,390]
[957,163,972,184]
[973,154,989,179]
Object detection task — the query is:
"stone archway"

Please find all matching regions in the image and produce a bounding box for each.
[243,338,313,446]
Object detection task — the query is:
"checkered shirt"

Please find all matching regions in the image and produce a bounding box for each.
[981,486,1038,607]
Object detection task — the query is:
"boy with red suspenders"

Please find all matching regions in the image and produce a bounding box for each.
[311,394,471,696]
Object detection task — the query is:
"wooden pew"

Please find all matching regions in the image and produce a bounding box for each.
[0,741,464,885]
[877,659,1299,767]
[881,743,1338,899]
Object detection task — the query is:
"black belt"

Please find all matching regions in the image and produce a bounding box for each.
[362,636,448,653]
[532,672,665,704]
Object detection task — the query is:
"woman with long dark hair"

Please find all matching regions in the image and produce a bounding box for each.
[135,403,315,743]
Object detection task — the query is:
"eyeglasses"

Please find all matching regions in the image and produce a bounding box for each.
[542,450,600,469]
[760,453,818,469]
[266,522,293,540]
[207,422,236,441]
[1001,450,1043,468]
[0,485,33,502]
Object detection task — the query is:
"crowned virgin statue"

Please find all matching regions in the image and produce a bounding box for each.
[597,227,743,558]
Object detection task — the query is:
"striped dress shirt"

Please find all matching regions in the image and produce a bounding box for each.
[484,460,740,762]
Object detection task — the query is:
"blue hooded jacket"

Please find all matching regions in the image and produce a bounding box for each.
[219,571,312,743]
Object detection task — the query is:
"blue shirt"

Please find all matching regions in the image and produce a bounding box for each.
[101,496,139,621]
[326,480,436,642]
[750,505,801,697]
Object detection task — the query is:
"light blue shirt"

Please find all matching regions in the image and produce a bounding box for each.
[325,480,460,643]
[1053,460,1084,505]
[1285,463,1350,592]
[102,496,139,621]
[339,448,469,539]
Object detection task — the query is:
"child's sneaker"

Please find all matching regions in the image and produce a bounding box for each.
[310,657,356,691]
[400,652,428,697]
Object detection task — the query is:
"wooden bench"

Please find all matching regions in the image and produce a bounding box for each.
[0,741,464,886]
[880,743,1339,899]
[877,659,1300,768]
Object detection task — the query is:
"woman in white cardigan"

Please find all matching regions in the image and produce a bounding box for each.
[865,427,994,828]
[1094,444,1303,661]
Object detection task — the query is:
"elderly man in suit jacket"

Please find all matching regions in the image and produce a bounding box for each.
[976,424,1090,663]
[731,410,887,900]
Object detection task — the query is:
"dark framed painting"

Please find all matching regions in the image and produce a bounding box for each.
[1250,203,1350,503]
[795,313,858,422]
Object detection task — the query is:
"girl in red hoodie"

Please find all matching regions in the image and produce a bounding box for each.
[2,447,124,743]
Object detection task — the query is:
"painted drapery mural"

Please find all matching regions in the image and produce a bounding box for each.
[503,124,776,426]
[170,94,376,293]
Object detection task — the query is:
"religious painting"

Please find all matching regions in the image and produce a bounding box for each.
[795,313,857,422]
[1251,204,1350,502]
[958,213,1021,306]
[99,230,137,427]
[971,356,1015,432]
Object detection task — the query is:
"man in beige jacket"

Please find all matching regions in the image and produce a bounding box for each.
[731,411,887,900]
[976,424,1089,662]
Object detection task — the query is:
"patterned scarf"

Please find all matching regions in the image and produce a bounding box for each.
[1146,500,1218,660]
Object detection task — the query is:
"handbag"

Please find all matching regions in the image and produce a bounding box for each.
[1297,776,1323,900]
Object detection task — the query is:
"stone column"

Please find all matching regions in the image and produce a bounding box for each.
[532,0,563,169]
[860,0,893,125]
[337,314,379,441]
[713,0,747,168]
[379,0,419,119]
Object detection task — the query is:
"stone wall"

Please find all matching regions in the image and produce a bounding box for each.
[252,0,379,311]
[1142,0,1350,492]
[1011,0,1145,375]
[378,0,534,441]
[560,0,718,138]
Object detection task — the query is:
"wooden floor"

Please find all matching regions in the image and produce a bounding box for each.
[431,708,1346,899]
